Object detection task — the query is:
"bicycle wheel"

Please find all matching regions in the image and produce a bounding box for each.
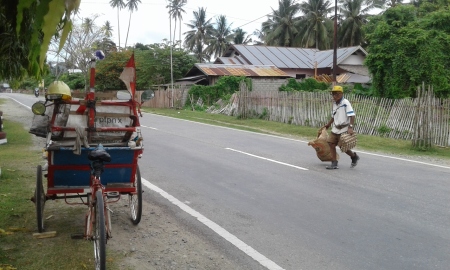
[129,165,142,225]
[93,190,106,270]
[35,165,45,233]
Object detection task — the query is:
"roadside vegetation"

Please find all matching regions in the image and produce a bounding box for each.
[143,107,450,162]
[0,100,124,270]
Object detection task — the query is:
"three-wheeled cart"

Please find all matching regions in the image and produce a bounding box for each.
[30,56,147,270]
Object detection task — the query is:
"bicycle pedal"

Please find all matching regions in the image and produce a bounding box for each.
[71,233,84,240]
[106,191,120,199]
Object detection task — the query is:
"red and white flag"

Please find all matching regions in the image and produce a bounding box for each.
[119,53,136,97]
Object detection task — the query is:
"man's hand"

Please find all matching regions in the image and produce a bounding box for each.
[348,127,354,135]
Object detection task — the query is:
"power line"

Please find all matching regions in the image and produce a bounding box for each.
[233,13,272,31]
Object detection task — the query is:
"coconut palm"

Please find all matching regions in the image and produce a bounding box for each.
[206,15,234,59]
[297,0,334,49]
[261,0,302,47]
[109,0,125,49]
[184,7,214,61]
[193,42,211,63]
[102,21,114,38]
[338,0,371,46]
[82,18,95,34]
[94,38,117,56]
[124,0,141,48]
[252,29,266,45]
[167,0,187,49]
[233,28,253,44]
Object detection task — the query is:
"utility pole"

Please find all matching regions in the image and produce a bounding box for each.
[333,0,338,85]
[169,12,174,108]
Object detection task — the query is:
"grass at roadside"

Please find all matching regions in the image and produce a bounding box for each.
[143,108,450,162]
[0,102,124,270]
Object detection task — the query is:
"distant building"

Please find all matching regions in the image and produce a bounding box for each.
[177,45,370,90]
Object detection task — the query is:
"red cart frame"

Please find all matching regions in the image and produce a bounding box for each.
[31,56,144,270]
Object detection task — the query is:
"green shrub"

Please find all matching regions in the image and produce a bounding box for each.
[378,124,391,136]
[279,78,330,92]
[186,76,251,108]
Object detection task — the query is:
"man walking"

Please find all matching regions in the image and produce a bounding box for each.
[323,85,359,169]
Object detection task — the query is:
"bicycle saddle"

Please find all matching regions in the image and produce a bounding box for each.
[88,144,111,162]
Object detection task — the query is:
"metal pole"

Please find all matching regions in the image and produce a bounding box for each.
[170,43,174,108]
[169,13,174,108]
[333,0,338,84]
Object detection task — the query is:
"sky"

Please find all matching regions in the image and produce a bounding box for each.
[77,0,281,48]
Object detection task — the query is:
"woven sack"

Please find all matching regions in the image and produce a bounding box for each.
[308,128,339,162]
[338,133,357,152]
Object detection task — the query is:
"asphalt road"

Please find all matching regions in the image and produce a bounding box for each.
[138,112,450,270]
[3,92,450,270]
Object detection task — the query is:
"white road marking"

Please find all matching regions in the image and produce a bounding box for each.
[142,178,285,270]
[356,150,450,169]
[141,125,157,130]
[6,97,31,109]
[226,148,308,171]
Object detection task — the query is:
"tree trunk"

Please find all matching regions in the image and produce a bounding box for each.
[125,12,132,48]
[117,8,121,50]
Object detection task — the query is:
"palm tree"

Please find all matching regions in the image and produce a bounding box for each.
[124,0,141,48]
[206,15,234,59]
[184,7,214,61]
[82,18,95,34]
[298,0,334,49]
[94,38,117,56]
[193,42,211,63]
[252,29,266,45]
[109,0,125,50]
[233,28,253,44]
[338,0,371,46]
[102,21,114,38]
[261,0,302,47]
[167,0,187,49]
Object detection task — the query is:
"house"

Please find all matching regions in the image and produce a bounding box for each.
[179,64,291,86]
[216,44,369,82]
[178,44,370,91]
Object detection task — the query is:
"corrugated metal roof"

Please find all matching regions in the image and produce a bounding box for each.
[192,64,290,78]
[220,45,367,69]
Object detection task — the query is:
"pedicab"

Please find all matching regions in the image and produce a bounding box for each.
[30,54,151,270]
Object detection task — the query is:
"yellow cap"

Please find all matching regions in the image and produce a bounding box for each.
[332,85,343,92]
[46,81,72,100]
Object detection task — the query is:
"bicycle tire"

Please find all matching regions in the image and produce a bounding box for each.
[93,190,106,270]
[35,165,45,233]
[129,165,142,225]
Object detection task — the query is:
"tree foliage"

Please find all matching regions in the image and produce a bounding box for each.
[187,76,251,108]
[0,0,79,80]
[184,7,214,62]
[94,43,196,91]
[279,78,330,91]
[297,0,334,49]
[364,4,450,98]
[206,15,234,59]
[261,0,302,46]
[48,17,116,79]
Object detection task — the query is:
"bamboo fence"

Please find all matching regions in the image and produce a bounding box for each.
[226,83,450,147]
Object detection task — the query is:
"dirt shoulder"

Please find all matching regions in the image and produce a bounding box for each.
[0,97,263,270]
